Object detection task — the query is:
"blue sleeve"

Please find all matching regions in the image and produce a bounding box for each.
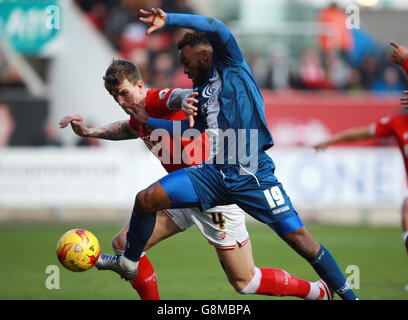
[147,118,203,137]
[165,13,243,65]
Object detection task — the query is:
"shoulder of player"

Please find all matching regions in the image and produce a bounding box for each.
[145,88,176,113]
[146,88,174,102]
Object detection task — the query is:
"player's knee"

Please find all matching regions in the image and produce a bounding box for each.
[134,189,154,213]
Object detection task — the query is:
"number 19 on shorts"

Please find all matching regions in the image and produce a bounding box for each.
[263,186,285,209]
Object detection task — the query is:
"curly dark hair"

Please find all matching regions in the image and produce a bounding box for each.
[103,59,142,95]
[177,31,210,50]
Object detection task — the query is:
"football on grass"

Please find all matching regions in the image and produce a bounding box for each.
[56,229,100,272]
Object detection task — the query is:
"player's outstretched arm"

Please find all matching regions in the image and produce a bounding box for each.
[140,8,241,63]
[59,114,139,140]
[59,114,89,137]
[139,8,226,38]
[313,126,373,150]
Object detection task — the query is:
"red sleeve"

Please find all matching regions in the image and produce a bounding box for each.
[128,117,140,133]
[372,116,393,138]
[402,57,408,77]
[145,88,176,118]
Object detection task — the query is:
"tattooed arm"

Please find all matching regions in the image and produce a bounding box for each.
[59,114,139,140]
[87,120,139,140]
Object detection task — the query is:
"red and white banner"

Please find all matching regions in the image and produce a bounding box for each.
[262,90,402,147]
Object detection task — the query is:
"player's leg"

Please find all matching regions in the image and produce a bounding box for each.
[107,210,185,300]
[278,217,357,300]
[216,241,330,300]
[222,161,357,300]
[193,204,330,299]
[122,168,203,279]
[401,196,408,291]
[111,210,185,253]
[401,195,408,253]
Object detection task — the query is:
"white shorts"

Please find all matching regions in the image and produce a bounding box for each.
[162,204,249,250]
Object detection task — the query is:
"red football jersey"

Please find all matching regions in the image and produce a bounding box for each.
[372,112,408,179]
[402,58,408,78]
[128,88,208,173]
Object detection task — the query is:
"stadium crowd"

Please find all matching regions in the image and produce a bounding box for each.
[1,1,407,148]
[75,0,408,94]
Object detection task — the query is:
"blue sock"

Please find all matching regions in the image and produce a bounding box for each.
[124,208,157,262]
[309,245,357,300]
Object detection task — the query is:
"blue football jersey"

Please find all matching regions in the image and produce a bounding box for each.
[166,14,274,168]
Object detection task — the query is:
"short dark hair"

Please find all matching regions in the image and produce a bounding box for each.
[177,31,210,50]
[103,59,142,95]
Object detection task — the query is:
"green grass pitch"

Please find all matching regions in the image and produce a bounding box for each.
[0,222,407,300]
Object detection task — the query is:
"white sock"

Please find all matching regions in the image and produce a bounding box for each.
[113,248,124,256]
[239,267,262,294]
[113,248,145,258]
[120,255,139,270]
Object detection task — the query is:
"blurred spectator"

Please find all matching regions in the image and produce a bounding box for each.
[317,2,353,62]
[127,47,151,84]
[359,54,379,90]
[371,66,406,95]
[266,44,290,90]
[346,68,363,93]
[145,32,172,53]
[325,51,351,90]
[151,52,175,87]
[72,0,405,96]
[246,51,268,88]
[0,50,24,87]
[152,72,173,88]
[0,104,15,146]
[299,48,326,89]
[163,0,195,14]
[104,0,145,51]
[119,22,148,55]
[171,66,193,88]
[32,121,63,147]
[84,1,110,32]
[347,28,381,69]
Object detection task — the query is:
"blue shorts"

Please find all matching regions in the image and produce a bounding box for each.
[159,156,303,237]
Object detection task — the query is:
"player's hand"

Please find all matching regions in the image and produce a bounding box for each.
[126,104,149,125]
[59,114,89,137]
[390,42,408,65]
[139,8,166,35]
[401,90,408,108]
[182,92,199,128]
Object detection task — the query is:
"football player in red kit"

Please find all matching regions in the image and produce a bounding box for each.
[60,59,331,300]
[314,41,408,254]
[313,110,408,250]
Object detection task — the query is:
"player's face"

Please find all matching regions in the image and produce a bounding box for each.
[179,45,211,86]
[113,79,145,114]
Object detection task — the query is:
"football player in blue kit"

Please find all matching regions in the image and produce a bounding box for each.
[103,8,358,300]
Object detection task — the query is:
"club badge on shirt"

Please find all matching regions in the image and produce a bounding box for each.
[159,89,170,100]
